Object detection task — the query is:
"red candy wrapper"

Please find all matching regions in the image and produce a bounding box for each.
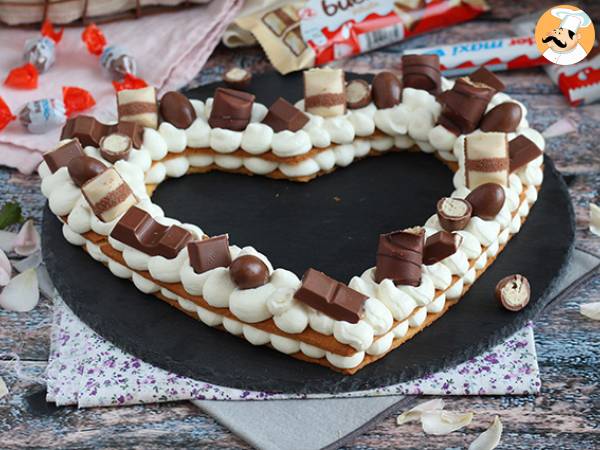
[0,97,16,132]
[236,0,489,74]
[404,35,549,77]
[82,24,107,56]
[4,63,39,89]
[62,86,96,117]
[41,20,64,44]
[113,73,148,92]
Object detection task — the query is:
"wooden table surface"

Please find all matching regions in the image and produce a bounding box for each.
[1,1,599,448]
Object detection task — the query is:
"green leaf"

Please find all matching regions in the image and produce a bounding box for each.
[0,201,24,230]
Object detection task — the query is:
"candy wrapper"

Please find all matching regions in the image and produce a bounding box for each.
[512,10,600,106]
[0,87,95,134]
[404,35,549,77]
[82,23,145,87]
[4,21,64,90]
[236,0,489,74]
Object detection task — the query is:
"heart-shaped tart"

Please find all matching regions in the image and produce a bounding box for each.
[39,61,545,374]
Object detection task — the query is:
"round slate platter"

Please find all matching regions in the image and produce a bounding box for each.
[43,72,575,394]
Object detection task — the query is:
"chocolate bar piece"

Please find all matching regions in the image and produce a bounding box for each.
[304,68,346,117]
[438,78,496,134]
[480,103,522,133]
[295,268,367,324]
[61,116,110,148]
[468,66,506,92]
[230,255,270,289]
[262,97,309,132]
[402,54,441,94]
[375,227,424,286]
[208,88,255,131]
[508,135,543,172]
[159,91,197,129]
[372,71,402,109]
[111,121,144,149]
[117,86,159,129]
[81,168,137,222]
[464,132,509,188]
[100,133,132,163]
[187,234,232,274]
[43,139,85,173]
[423,231,461,265]
[111,206,192,259]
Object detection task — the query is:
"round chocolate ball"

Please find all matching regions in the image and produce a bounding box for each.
[372,72,402,109]
[466,183,506,220]
[67,156,106,187]
[229,255,269,289]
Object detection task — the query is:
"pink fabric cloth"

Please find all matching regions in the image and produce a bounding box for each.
[0,0,242,174]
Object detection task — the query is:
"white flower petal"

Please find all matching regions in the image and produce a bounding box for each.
[0,230,17,252]
[13,220,41,256]
[0,268,39,312]
[396,399,445,425]
[580,302,600,321]
[36,265,55,299]
[421,410,473,435]
[468,416,502,450]
[542,117,577,138]
[0,376,7,399]
[0,249,11,287]
[11,251,42,273]
[590,203,600,237]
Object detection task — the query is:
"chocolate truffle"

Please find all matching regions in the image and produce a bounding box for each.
[346,79,372,109]
[100,133,132,163]
[437,197,472,231]
[230,255,269,289]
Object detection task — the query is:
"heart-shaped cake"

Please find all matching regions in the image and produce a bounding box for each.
[39,59,545,375]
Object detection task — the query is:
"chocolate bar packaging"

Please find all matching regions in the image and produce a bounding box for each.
[375,227,424,286]
[295,268,367,324]
[111,206,192,259]
[81,168,137,222]
[117,86,158,129]
[303,68,346,117]
[464,132,509,189]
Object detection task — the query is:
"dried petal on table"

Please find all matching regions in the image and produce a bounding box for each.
[0,376,8,400]
[580,302,600,321]
[590,203,600,237]
[421,410,474,435]
[13,220,41,256]
[396,398,445,425]
[468,416,503,450]
[0,268,39,312]
[0,249,11,287]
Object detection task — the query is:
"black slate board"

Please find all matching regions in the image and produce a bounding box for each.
[42,73,575,394]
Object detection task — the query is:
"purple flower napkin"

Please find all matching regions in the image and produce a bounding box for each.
[45,298,540,407]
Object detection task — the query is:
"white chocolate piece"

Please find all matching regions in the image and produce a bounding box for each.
[304,68,346,118]
[82,168,137,222]
[464,132,508,188]
[117,86,158,129]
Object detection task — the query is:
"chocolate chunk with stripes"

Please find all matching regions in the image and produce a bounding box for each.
[438,77,496,134]
[117,86,158,129]
[402,54,441,94]
[304,68,346,117]
[375,227,424,286]
[81,168,137,222]
[464,132,509,188]
[208,88,255,131]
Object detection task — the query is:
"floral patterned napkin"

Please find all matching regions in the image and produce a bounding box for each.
[45,298,540,407]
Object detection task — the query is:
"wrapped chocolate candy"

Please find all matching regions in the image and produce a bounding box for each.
[23,21,63,74]
[5,21,63,90]
[82,23,141,84]
[17,87,96,134]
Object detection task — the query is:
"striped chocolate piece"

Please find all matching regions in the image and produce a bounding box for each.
[81,168,137,222]
[375,227,425,287]
[464,132,509,188]
[304,68,346,117]
[117,86,158,129]
[402,54,441,94]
